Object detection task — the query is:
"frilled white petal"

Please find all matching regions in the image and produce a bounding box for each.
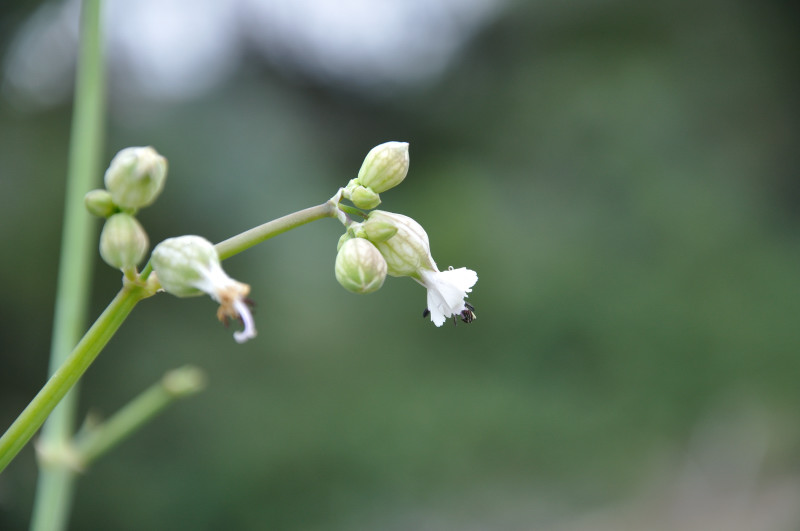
[420,267,478,327]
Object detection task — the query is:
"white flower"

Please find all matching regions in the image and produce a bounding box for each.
[151,235,257,343]
[419,267,478,327]
[364,210,478,327]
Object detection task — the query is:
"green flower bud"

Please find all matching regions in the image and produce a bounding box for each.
[151,236,221,297]
[357,141,409,193]
[362,217,398,243]
[84,189,116,218]
[335,237,387,294]
[99,213,149,271]
[364,210,435,278]
[337,232,353,252]
[104,146,168,209]
[349,184,381,210]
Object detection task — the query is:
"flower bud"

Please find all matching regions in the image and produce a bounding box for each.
[364,210,434,278]
[104,146,168,209]
[151,235,222,297]
[357,141,409,193]
[349,184,381,210]
[335,237,387,294]
[84,189,116,218]
[362,218,397,243]
[162,365,207,397]
[99,213,149,271]
[337,232,353,252]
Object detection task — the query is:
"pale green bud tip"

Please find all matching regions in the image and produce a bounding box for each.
[104,146,168,209]
[84,189,116,218]
[151,236,257,343]
[350,185,381,210]
[337,232,353,251]
[335,237,387,294]
[364,210,434,278]
[99,213,149,271]
[162,365,207,397]
[357,141,409,193]
[363,218,398,243]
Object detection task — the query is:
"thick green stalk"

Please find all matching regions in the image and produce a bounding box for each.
[0,200,343,475]
[29,0,106,528]
[0,287,143,473]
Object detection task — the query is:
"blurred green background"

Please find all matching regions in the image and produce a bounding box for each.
[2,0,800,529]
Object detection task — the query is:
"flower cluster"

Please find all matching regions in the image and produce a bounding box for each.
[94,141,478,344]
[86,146,168,276]
[335,142,478,327]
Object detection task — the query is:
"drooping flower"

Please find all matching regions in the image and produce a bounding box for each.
[151,235,256,343]
[363,210,478,326]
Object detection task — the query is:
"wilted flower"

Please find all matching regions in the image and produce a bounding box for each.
[151,235,256,343]
[363,210,478,326]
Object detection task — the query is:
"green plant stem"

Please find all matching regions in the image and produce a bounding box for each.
[74,365,206,467]
[29,0,106,529]
[0,287,144,473]
[215,200,340,259]
[0,197,344,475]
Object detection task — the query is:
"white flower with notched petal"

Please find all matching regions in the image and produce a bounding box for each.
[151,235,257,343]
[363,210,478,327]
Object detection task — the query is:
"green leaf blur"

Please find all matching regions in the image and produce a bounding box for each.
[1,1,799,529]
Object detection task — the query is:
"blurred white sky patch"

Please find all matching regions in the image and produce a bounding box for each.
[2,0,504,109]
[239,0,502,89]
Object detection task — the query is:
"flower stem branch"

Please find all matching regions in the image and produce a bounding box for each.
[214,195,341,260]
[73,365,206,467]
[0,193,347,474]
[0,286,147,474]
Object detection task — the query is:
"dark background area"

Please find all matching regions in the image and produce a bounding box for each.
[1,0,800,529]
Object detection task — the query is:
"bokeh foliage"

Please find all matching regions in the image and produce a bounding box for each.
[1,1,799,529]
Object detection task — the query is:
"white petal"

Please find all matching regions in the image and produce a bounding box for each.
[232,298,257,343]
[420,268,478,326]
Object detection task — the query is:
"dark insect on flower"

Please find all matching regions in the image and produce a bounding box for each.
[459,302,476,324]
[422,302,476,326]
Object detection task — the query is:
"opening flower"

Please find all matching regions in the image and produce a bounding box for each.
[363,210,478,327]
[151,235,257,343]
[420,267,479,327]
